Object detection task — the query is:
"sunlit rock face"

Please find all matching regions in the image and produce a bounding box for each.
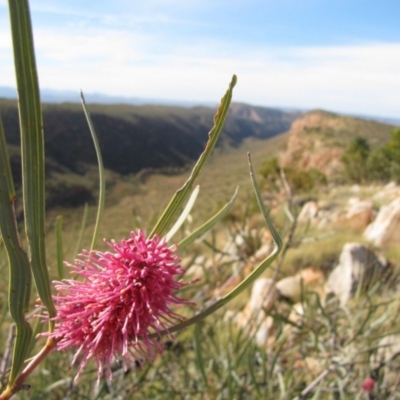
[325,243,386,305]
[364,197,400,247]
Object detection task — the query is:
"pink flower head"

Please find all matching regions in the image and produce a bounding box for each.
[49,230,193,382]
[361,377,375,392]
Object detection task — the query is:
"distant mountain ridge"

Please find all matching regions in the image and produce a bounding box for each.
[0,98,300,178]
[2,85,399,125]
[0,85,218,107]
[1,100,395,210]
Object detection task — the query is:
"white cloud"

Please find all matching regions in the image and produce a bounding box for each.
[34,29,147,63]
[0,19,399,117]
[0,29,12,50]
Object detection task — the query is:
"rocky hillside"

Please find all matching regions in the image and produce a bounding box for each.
[0,99,299,177]
[0,98,300,209]
[279,110,395,178]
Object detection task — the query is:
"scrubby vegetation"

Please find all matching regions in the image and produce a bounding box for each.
[341,128,400,183]
[259,156,327,193]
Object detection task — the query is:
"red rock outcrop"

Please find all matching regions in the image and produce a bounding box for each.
[279,110,345,177]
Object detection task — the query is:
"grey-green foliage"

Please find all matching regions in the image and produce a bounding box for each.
[0,115,33,386]
[259,157,327,193]
[341,137,370,183]
[342,128,400,183]
[8,0,56,322]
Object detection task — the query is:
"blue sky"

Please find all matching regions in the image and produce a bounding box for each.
[1,0,400,117]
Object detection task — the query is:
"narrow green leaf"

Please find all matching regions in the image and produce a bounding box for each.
[8,0,56,321]
[165,185,200,243]
[247,352,260,395]
[0,291,9,329]
[269,340,286,379]
[269,312,302,329]
[55,215,64,280]
[149,153,282,338]
[248,152,283,252]
[234,327,255,365]
[80,92,105,251]
[0,116,32,384]
[178,187,238,253]
[194,324,209,388]
[42,378,73,395]
[74,203,89,258]
[150,75,237,238]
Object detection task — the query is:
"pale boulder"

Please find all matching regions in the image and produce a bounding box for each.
[374,335,400,366]
[373,335,400,387]
[246,278,278,316]
[235,278,278,329]
[253,243,273,261]
[373,182,400,202]
[325,243,386,305]
[298,201,319,223]
[331,197,373,231]
[276,267,325,303]
[235,278,279,346]
[254,316,275,347]
[364,197,400,247]
[344,197,373,230]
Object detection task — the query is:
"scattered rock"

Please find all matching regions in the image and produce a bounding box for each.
[276,268,325,303]
[253,242,273,261]
[374,335,400,365]
[373,335,400,387]
[298,201,319,223]
[183,256,207,280]
[345,198,374,229]
[325,243,386,305]
[254,316,275,347]
[246,278,279,316]
[234,278,279,346]
[364,197,400,247]
[293,356,325,378]
[334,197,374,231]
[373,182,400,202]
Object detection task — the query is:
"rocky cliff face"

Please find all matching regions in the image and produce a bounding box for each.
[279,112,344,177]
[279,109,394,178]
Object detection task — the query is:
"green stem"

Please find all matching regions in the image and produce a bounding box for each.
[0,339,57,400]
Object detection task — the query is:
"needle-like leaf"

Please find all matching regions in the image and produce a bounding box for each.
[8,0,56,323]
[150,75,237,238]
[0,116,32,385]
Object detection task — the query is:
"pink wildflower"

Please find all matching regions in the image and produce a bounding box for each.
[361,377,375,392]
[49,230,193,382]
